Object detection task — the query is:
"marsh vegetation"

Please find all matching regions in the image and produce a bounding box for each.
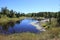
[0,7,60,40]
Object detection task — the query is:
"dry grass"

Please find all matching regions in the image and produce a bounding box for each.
[0,30,60,40]
[0,17,25,23]
[0,18,60,40]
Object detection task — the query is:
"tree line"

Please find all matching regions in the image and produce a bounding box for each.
[0,7,60,25]
[27,12,60,25]
[0,7,25,18]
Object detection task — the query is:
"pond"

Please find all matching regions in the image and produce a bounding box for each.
[0,18,41,34]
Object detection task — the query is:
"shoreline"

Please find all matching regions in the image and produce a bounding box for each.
[30,19,49,31]
[30,21,46,31]
[0,17,25,23]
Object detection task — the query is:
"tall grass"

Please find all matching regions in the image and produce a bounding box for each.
[0,18,60,40]
[0,16,25,23]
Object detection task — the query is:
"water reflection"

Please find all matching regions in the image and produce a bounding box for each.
[16,20,20,24]
[0,20,20,31]
[0,19,40,34]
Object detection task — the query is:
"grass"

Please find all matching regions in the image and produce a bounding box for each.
[0,18,60,40]
[0,29,60,40]
[0,16,25,24]
[39,18,60,40]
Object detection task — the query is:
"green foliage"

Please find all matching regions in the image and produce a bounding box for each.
[57,11,60,25]
[20,13,25,16]
[15,13,20,18]
[0,7,22,18]
[1,7,10,15]
[26,13,32,17]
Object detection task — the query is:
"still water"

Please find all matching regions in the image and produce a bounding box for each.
[0,18,41,34]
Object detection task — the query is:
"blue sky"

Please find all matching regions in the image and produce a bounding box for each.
[0,0,59,13]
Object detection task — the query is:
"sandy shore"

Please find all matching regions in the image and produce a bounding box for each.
[30,19,49,31]
[30,21,46,31]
